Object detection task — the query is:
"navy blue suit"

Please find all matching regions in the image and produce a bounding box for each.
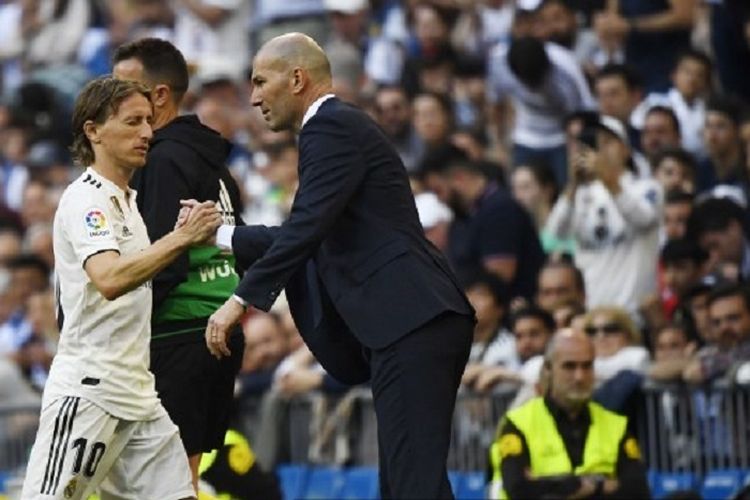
[231,98,474,498]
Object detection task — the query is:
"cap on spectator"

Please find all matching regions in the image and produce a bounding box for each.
[660,238,708,265]
[517,0,543,11]
[26,140,66,169]
[682,274,722,301]
[415,192,452,229]
[596,115,630,147]
[324,0,368,14]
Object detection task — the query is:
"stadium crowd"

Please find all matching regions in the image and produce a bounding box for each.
[2,0,750,495]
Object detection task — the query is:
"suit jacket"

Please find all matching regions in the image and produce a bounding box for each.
[232,98,473,383]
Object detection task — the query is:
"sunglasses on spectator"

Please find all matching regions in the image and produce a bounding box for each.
[584,323,622,336]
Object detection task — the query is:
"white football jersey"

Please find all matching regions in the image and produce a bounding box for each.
[46,167,163,421]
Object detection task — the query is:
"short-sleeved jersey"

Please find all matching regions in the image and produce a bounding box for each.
[46,167,163,421]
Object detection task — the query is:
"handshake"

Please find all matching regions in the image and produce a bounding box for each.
[173,198,222,246]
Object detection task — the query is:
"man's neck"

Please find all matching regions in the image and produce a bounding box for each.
[152,106,179,131]
[295,87,334,134]
[91,161,133,192]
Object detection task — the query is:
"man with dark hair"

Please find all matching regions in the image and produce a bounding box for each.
[373,85,420,171]
[696,95,746,193]
[662,189,694,240]
[687,197,750,280]
[112,38,245,489]
[437,157,545,301]
[488,35,595,185]
[21,76,219,500]
[653,148,697,194]
[594,64,643,148]
[641,105,682,162]
[536,259,586,314]
[684,283,750,383]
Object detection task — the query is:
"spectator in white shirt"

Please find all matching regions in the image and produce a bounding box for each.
[487,36,595,185]
[546,115,662,315]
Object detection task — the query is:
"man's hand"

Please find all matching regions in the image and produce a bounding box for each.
[206,298,245,359]
[175,200,220,245]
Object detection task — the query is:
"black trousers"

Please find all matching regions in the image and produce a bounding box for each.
[365,312,473,499]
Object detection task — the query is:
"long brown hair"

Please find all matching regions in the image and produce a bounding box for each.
[70,77,151,166]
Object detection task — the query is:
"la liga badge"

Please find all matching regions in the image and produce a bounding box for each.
[85,208,111,238]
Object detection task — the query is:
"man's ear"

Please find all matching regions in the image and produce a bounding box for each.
[152,84,171,108]
[83,120,101,145]
[291,68,305,95]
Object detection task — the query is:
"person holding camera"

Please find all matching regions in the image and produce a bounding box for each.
[545,115,662,316]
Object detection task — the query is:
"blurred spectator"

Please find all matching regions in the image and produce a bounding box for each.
[633,50,712,158]
[594,0,696,92]
[583,306,650,385]
[172,0,251,80]
[471,305,554,393]
[0,226,22,265]
[696,95,747,194]
[510,161,574,254]
[708,0,750,102]
[412,91,454,159]
[0,122,30,211]
[647,323,696,382]
[546,115,662,315]
[20,179,55,228]
[399,2,458,96]
[594,64,643,149]
[684,283,750,384]
[451,56,487,132]
[0,254,49,356]
[640,105,682,164]
[23,0,92,70]
[653,148,697,195]
[23,222,54,270]
[237,312,289,398]
[662,189,694,241]
[373,85,421,172]
[535,0,600,72]
[253,0,327,49]
[461,271,516,389]
[435,157,545,301]
[535,258,586,315]
[25,140,74,188]
[687,196,749,281]
[641,238,709,334]
[487,36,595,185]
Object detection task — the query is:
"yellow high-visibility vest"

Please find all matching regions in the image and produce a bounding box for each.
[489,397,627,499]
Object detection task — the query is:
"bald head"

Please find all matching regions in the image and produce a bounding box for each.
[545,329,595,413]
[544,328,594,365]
[257,33,332,84]
[251,33,334,133]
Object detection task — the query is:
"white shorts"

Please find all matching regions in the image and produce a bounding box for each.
[20,396,194,500]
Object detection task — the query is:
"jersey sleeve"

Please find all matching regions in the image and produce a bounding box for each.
[61,192,120,267]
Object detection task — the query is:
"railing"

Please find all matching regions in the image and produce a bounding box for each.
[3,383,750,484]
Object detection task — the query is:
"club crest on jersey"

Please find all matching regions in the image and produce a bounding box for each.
[63,477,78,498]
[85,209,111,238]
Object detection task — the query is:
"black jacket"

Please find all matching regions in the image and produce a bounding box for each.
[131,115,244,327]
[231,98,474,383]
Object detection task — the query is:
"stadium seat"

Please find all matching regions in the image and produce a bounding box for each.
[448,470,463,496]
[455,471,486,499]
[303,466,345,499]
[276,464,309,500]
[649,471,699,499]
[700,469,744,499]
[340,466,379,499]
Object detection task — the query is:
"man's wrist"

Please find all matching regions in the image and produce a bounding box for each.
[232,294,248,308]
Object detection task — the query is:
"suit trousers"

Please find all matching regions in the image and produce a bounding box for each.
[365,311,473,499]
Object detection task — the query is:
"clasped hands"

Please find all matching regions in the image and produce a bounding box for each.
[177,198,246,360]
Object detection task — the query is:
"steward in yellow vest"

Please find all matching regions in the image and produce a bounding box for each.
[488,330,650,499]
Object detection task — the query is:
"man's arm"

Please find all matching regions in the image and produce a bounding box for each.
[85,203,220,300]
[233,116,368,310]
[498,419,583,498]
[608,434,651,498]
